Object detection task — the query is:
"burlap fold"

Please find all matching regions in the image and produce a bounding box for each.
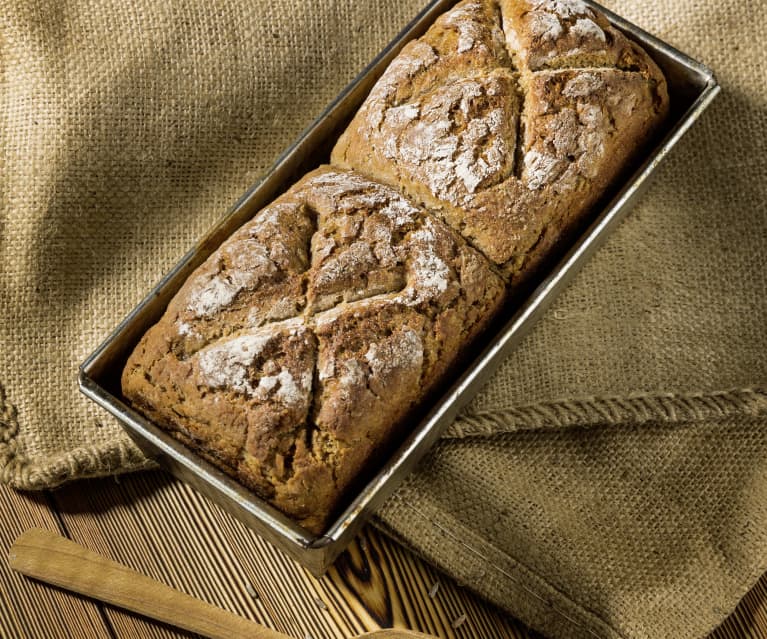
[1,1,766,638]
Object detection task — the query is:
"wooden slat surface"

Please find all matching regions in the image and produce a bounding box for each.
[1,471,765,638]
[49,470,533,639]
[0,483,110,638]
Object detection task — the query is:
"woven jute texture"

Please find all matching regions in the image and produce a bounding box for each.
[1,1,765,638]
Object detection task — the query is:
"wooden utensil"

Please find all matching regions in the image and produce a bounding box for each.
[9,528,435,639]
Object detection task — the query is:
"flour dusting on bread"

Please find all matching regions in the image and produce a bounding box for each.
[123,0,668,534]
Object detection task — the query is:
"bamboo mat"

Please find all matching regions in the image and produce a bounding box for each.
[1,473,765,638]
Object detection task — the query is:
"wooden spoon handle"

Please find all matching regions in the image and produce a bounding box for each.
[9,528,288,639]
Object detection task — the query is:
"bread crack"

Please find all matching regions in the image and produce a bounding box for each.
[123,0,669,534]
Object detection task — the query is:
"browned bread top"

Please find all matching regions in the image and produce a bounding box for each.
[122,0,668,535]
[500,0,664,72]
[122,166,506,533]
[331,0,669,280]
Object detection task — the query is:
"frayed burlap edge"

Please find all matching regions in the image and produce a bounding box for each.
[2,378,765,491]
[377,389,767,639]
[376,489,767,639]
[375,497,623,639]
[0,382,155,491]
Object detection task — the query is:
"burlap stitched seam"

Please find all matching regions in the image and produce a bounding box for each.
[1,385,766,490]
[377,493,624,639]
[446,388,767,438]
[0,382,21,484]
[0,380,155,490]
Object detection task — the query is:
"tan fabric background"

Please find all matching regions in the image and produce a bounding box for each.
[0,0,428,486]
[1,1,765,638]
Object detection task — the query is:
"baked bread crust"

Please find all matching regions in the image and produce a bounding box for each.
[122,167,506,533]
[331,0,669,280]
[122,0,668,534]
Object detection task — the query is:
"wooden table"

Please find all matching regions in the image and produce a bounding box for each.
[1,471,765,638]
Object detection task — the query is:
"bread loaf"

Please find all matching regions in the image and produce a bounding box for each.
[332,0,668,280]
[122,0,668,533]
[122,167,507,532]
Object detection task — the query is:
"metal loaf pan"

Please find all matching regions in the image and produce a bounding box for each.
[80,0,720,576]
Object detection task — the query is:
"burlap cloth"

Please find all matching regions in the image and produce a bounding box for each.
[1,1,765,637]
